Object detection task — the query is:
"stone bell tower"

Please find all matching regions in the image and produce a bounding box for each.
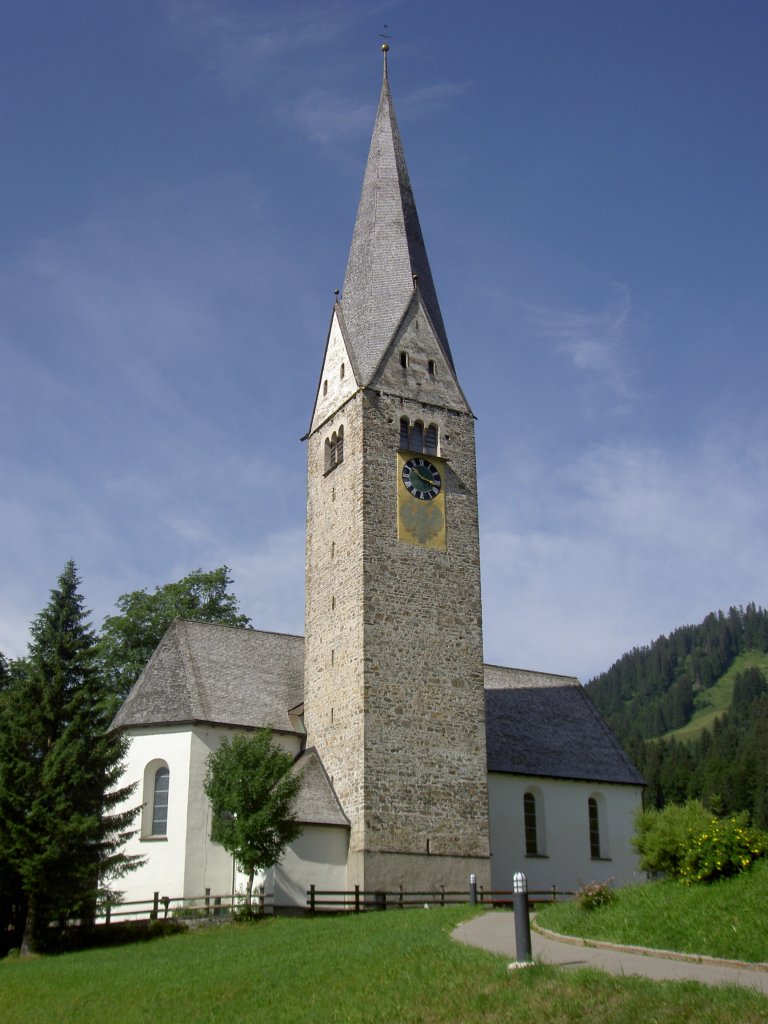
[304,47,490,892]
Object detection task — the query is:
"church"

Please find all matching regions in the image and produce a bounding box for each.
[110,50,643,910]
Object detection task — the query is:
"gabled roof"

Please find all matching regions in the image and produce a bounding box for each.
[484,665,644,786]
[111,620,642,789]
[340,68,454,386]
[110,619,303,733]
[291,748,349,827]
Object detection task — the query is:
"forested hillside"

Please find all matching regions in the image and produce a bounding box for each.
[587,605,768,825]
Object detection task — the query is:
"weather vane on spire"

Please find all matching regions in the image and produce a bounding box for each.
[379,25,390,76]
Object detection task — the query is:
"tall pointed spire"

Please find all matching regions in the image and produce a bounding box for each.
[340,48,455,385]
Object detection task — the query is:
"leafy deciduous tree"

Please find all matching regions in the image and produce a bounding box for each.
[204,730,303,907]
[98,566,251,700]
[0,562,139,954]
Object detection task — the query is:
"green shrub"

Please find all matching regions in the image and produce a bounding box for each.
[680,814,768,884]
[633,799,712,878]
[575,880,616,911]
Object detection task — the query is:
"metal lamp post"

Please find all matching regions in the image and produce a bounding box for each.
[512,871,532,964]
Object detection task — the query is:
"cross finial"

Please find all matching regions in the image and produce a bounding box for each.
[379,26,390,80]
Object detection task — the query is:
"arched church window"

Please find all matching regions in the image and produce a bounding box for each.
[141,759,171,839]
[400,351,408,368]
[340,363,345,379]
[588,797,601,859]
[425,424,438,455]
[428,359,436,376]
[152,766,170,836]
[524,792,538,856]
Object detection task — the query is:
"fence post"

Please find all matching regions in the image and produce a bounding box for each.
[440,885,445,907]
[105,905,111,925]
[258,886,264,915]
[309,884,316,913]
[399,885,404,909]
[354,884,360,913]
[551,884,557,903]
[469,873,477,905]
[151,891,159,920]
[205,887,211,916]
[162,897,170,919]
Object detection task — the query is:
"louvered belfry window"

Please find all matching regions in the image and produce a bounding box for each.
[400,418,410,449]
[399,417,439,456]
[325,426,344,472]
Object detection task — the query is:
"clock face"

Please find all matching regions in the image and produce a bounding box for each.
[402,457,442,500]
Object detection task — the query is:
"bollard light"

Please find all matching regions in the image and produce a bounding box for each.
[511,870,533,966]
[469,872,478,905]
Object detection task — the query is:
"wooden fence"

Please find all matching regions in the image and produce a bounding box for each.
[97,887,271,923]
[95,882,574,921]
[306,884,573,913]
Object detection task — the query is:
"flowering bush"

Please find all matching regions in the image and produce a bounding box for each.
[576,879,616,911]
[633,800,712,878]
[680,814,768,884]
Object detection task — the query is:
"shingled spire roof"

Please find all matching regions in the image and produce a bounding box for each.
[340,52,455,385]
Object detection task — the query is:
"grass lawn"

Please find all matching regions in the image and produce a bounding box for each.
[2,905,767,1024]
[536,858,768,963]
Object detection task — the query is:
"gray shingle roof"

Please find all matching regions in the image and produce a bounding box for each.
[340,72,454,385]
[484,664,644,786]
[291,748,349,827]
[110,619,303,733]
[111,621,641,788]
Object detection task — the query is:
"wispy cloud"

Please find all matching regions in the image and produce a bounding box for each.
[281,88,374,144]
[525,284,636,410]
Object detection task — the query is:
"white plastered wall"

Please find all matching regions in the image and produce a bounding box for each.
[271,824,349,908]
[488,773,644,895]
[113,724,311,912]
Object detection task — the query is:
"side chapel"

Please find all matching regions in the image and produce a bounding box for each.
[111,50,643,909]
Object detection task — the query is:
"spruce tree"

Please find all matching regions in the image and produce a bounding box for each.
[0,562,139,954]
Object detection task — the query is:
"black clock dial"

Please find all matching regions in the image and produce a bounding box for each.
[402,458,442,500]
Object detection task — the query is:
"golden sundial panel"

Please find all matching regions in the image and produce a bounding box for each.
[396,452,447,550]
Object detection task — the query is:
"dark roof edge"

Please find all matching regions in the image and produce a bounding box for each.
[488,767,646,787]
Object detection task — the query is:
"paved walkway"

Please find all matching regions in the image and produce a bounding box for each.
[453,912,768,994]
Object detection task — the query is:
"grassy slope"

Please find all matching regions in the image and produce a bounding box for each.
[2,906,767,1024]
[536,858,768,963]
[663,650,768,742]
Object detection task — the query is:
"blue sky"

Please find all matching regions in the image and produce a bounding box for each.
[2,1,767,682]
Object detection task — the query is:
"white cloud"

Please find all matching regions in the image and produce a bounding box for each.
[480,438,768,683]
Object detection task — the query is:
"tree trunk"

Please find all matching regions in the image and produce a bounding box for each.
[20,895,37,957]
[245,867,255,907]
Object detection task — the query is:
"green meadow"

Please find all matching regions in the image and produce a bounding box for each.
[3,901,767,1024]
